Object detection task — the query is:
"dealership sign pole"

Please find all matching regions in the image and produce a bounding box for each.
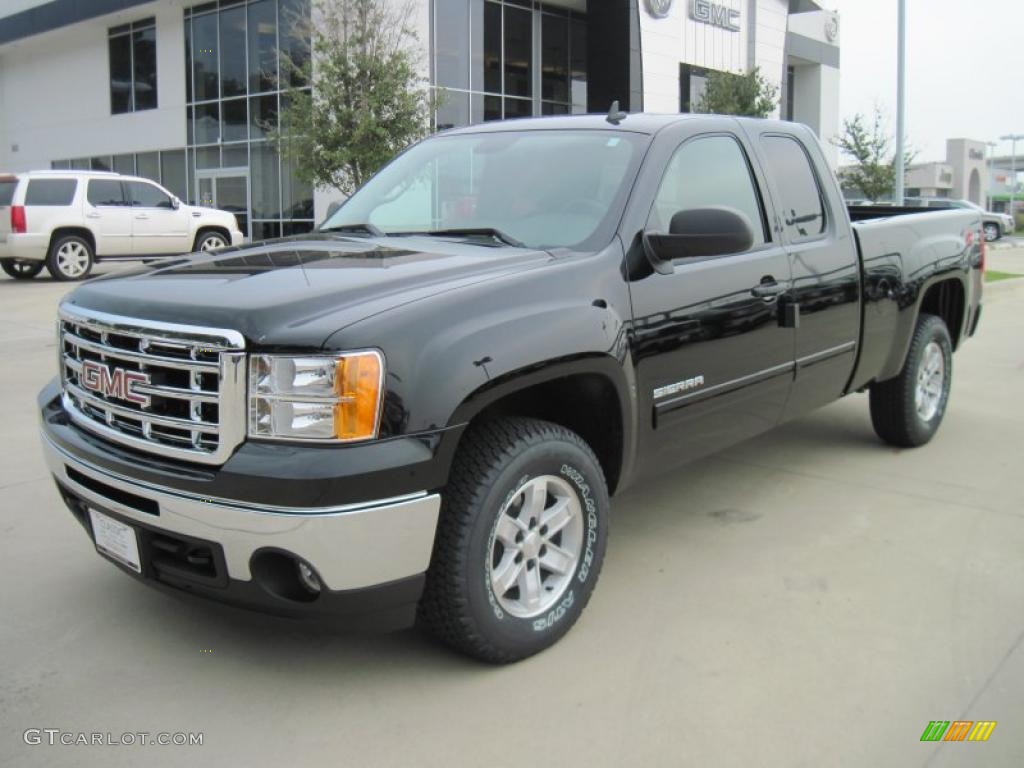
[895,0,906,205]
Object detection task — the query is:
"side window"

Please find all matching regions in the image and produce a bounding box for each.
[648,135,767,247]
[87,180,126,207]
[24,179,77,206]
[127,181,173,209]
[759,135,826,241]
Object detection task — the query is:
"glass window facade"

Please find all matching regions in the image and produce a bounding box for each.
[433,0,587,130]
[52,148,189,203]
[184,0,313,238]
[108,18,157,114]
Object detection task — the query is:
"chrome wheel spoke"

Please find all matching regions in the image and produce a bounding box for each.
[540,496,573,537]
[494,515,523,547]
[492,554,524,596]
[519,478,547,525]
[517,563,542,608]
[539,542,574,575]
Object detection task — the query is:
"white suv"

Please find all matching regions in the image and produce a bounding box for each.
[0,170,244,281]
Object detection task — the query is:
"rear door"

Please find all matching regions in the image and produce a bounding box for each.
[85,178,133,255]
[628,124,796,470]
[747,127,861,420]
[126,180,191,254]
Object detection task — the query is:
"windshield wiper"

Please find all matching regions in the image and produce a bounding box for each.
[402,227,526,248]
[319,223,385,237]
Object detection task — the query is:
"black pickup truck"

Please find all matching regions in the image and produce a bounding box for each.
[38,115,984,662]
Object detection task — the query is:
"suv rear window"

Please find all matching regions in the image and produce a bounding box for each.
[25,178,77,206]
[0,180,16,206]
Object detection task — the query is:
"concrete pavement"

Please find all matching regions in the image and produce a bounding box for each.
[1,262,1022,767]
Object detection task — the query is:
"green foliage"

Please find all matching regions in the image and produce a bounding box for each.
[695,67,778,118]
[269,0,433,196]
[833,106,914,202]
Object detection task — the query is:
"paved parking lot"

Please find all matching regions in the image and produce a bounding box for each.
[1,262,1023,767]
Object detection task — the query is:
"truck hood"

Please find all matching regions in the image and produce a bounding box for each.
[64,234,553,348]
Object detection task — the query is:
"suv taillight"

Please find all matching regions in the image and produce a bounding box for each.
[10,205,26,234]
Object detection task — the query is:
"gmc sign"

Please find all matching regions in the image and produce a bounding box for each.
[690,0,740,32]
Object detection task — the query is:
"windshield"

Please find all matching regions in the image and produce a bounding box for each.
[322,130,647,250]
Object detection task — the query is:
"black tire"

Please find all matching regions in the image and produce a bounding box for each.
[194,230,229,253]
[0,258,44,280]
[418,417,609,663]
[983,223,1000,242]
[45,235,94,281]
[869,313,953,447]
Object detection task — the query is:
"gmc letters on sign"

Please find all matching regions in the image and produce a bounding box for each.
[690,0,741,31]
[80,359,151,407]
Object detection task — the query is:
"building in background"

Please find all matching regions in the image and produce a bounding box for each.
[0,0,841,235]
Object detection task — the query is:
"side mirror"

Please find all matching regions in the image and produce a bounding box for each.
[171,196,181,210]
[643,207,754,275]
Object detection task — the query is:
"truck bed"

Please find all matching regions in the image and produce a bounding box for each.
[846,206,983,391]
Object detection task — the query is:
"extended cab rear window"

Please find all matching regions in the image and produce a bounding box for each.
[0,180,16,206]
[25,178,77,206]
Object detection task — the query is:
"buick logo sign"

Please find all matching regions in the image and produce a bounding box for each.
[646,0,674,18]
[80,359,151,407]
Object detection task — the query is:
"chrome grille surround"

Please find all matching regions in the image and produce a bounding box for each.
[58,304,246,465]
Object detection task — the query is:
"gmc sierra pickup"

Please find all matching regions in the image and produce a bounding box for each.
[38,114,983,663]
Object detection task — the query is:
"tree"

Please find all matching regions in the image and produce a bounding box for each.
[833,106,914,201]
[269,0,434,196]
[695,66,778,118]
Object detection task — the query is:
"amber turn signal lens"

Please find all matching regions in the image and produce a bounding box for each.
[333,352,383,440]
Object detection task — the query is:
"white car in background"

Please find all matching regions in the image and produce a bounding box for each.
[0,170,244,281]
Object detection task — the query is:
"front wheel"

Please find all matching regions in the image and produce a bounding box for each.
[869,313,953,447]
[418,417,609,663]
[194,230,228,253]
[46,235,94,281]
[983,223,1000,242]
[1,258,44,280]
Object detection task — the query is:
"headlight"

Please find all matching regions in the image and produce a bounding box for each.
[248,351,384,442]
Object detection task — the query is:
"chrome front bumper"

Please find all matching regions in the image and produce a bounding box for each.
[41,433,441,592]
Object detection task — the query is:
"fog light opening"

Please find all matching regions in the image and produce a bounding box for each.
[297,561,322,595]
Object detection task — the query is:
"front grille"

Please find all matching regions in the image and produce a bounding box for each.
[59,305,246,465]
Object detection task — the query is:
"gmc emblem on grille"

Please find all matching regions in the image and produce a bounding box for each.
[80,359,151,407]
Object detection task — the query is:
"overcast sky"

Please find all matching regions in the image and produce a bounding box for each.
[822,0,1024,163]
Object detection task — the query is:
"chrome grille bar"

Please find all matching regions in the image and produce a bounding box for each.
[58,304,246,465]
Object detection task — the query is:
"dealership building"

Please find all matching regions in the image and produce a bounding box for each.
[0,0,841,238]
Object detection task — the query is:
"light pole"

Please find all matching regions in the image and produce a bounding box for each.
[895,0,907,205]
[1000,134,1022,220]
[986,141,998,210]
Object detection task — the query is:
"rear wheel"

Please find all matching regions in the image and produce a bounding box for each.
[0,258,44,280]
[983,223,1000,242]
[46,235,94,281]
[869,313,953,447]
[418,417,609,663]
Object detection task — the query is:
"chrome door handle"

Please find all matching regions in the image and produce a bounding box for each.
[751,282,785,300]
[135,214,149,220]
[86,212,101,219]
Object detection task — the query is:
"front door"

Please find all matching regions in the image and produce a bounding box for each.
[125,179,192,255]
[196,169,249,238]
[629,129,796,472]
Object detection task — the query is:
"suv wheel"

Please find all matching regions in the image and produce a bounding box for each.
[869,313,953,447]
[1,258,44,280]
[46,235,94,281]
[418,417,609,663]
[983,223,1000,242]
[195,231,228,252]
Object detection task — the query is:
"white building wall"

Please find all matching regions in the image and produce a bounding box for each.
[754,0,788,118]
[0,0,187,173]
[639,0,747,114]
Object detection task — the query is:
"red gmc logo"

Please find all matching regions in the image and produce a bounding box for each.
[80,359,151,407]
